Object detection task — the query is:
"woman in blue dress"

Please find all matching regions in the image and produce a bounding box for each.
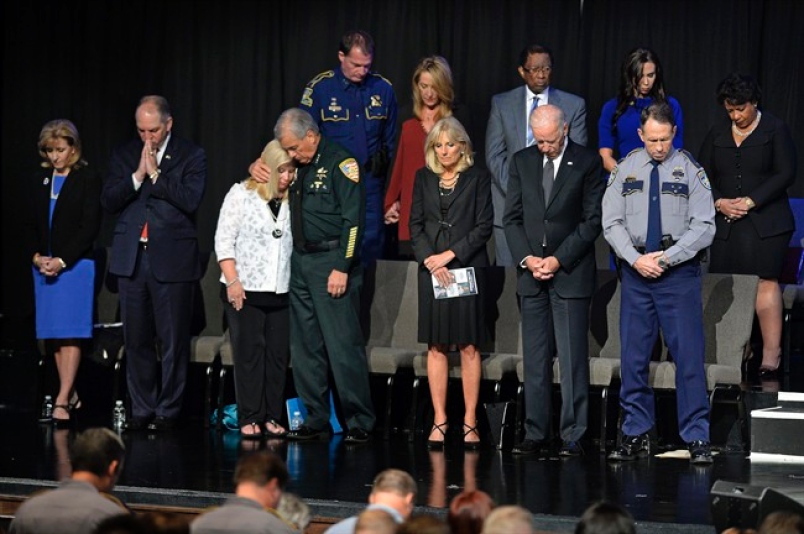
[26,120,102,426]
[598,47,684,172]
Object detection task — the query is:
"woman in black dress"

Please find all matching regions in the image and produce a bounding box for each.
[698,73,797,376]
[409,117,493,449]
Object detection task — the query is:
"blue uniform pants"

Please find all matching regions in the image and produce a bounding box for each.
[619,262,710,443]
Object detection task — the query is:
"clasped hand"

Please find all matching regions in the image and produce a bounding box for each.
[633,252,665,279]
[525,255,559,281]
[137,141,160,183]
[718,197,751,222]
[425,251,456,287]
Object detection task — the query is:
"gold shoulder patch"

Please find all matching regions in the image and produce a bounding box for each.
[370,72,394,86]
[340,158,360,183]
[301,71,335,106]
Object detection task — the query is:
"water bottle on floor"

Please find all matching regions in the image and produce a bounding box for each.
[39,395,53,423]
[112,400,126,431]
[290,410,303,431]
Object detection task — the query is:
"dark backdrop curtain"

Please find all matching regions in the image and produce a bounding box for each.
[2,0,802,342]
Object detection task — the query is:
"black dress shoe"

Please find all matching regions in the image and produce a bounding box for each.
[559,440,584,457]
[344,428,371,444]
[512,439,545,456]
[607,433,651,462]
[688,440,714,465]
[125,416,153,431]
[286,425,323,441]
[148,416,178,431]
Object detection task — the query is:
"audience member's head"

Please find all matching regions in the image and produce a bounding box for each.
[759,511,804,534]
[448,489,496,534]
[233,450,289,510]
[482,505,535,534]
[575,501,636,534]
[70,427,126,492]
[368,468,418,520]
[397,513,450,534]
[277,492,311,532]
[354,508,397,534]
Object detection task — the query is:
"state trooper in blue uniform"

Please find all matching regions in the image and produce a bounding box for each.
[299,30,397,267]
[601,102,716,464]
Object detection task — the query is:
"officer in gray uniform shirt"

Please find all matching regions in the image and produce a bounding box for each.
[601,101,715,465]
[9,428,128,534]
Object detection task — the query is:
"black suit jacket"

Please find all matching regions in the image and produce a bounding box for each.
[26,165,102,267]
[503,140,603,298]
[698,111,796,240]
[409,166,493,268]
[101,134,206,282]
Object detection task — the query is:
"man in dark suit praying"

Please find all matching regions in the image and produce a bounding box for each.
[101,95,207,432]
[503,104,603,457]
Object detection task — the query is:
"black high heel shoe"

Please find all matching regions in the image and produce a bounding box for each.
[51,405,75,429]
[427,422,448,450]
[463,423,481,450]
[759,351,782,379]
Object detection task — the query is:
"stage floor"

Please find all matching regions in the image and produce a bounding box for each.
[1,349,804,533]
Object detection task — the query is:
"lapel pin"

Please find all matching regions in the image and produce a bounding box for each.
[43,177,49,185]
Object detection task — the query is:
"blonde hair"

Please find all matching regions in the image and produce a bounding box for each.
[245,139,293,201]
[424,116,474,175]
[38,119,86,170]
[412,56,454,122]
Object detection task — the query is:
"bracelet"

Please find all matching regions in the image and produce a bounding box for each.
[33,253,41,266]
[225,277,240,288]
[714,199,722,212]
[149,170,160,180]
[57,258,67,270]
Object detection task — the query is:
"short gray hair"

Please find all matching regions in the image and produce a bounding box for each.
[274,107,319,141]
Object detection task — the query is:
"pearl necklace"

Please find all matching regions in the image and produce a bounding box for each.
[732,110,762,138]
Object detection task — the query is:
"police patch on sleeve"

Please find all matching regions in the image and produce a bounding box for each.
[607,166,618,188]
[697,169,711,190]
[340,158,360,183]
[301,87,313,107]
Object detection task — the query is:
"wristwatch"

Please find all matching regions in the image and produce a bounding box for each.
[657,256,669,270]
[744,197,756,209]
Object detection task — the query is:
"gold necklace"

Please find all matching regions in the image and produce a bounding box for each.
[733,110,762,137]
[439,172,459,189]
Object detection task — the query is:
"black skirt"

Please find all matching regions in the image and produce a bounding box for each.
[417,265,489,346]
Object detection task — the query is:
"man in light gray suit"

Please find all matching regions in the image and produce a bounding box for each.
[487,44,587,266]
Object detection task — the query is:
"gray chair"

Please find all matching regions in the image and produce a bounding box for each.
[365,259,424,438]
[189,251,226,428]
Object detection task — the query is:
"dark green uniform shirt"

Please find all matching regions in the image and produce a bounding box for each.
[291,136,365,272]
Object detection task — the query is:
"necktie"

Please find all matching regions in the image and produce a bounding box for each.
[543,158,555,203]
[526,96,540,147]
[646,160,662,252]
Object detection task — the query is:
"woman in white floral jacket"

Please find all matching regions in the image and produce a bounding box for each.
[215,140,295,439]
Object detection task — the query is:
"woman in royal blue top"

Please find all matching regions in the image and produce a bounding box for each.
[598,47,684,172]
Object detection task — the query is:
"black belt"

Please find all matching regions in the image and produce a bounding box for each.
[298,239,339,254]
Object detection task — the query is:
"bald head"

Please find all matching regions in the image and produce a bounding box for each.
[529,104,568,159]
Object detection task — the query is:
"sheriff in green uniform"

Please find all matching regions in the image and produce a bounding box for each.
[275,107,375,443]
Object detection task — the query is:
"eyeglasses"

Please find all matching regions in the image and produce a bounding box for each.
[522,65,552,75]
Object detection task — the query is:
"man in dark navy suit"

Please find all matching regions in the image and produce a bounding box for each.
[101,95,206,431]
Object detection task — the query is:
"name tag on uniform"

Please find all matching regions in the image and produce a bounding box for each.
[662,182,689,197]
[621,180,644,196]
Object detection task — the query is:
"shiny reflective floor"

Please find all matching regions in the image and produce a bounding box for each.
[1,346,803,532]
